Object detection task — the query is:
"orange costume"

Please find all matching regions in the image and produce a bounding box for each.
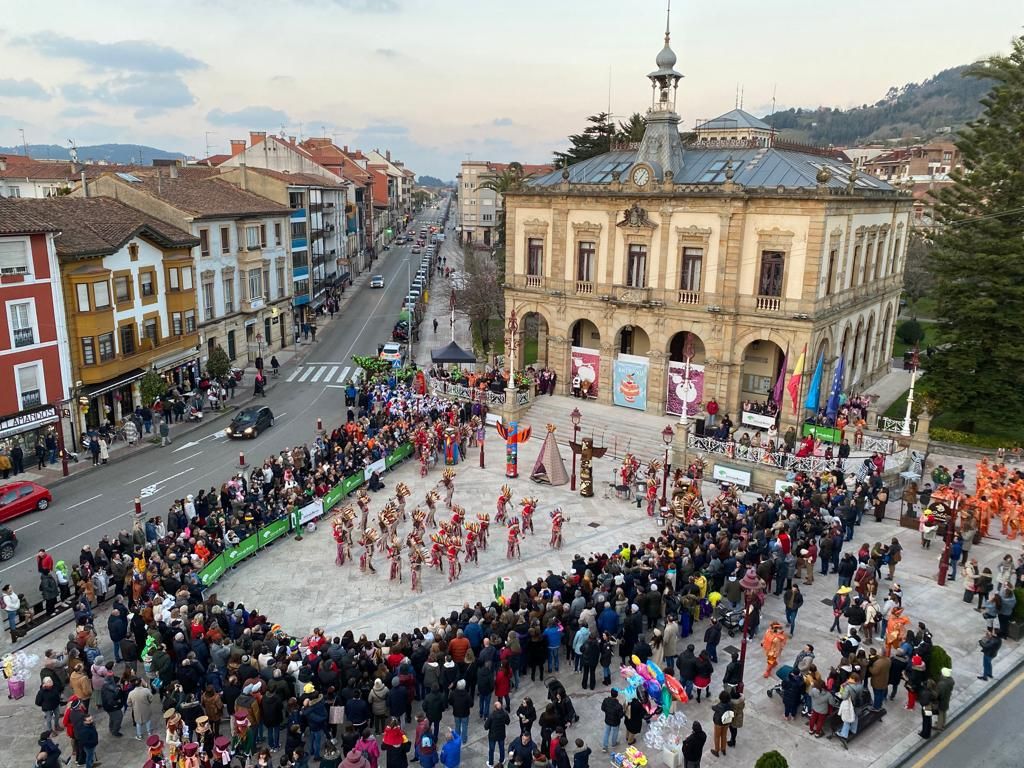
[760,622,787,677]
[884,606,910,657]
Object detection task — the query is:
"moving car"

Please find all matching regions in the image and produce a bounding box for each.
[369,274,385,288]
[379,341,405,365]
[225,406,275,438]
[411,246,421,254]
[0,526,17,561]
[0,480,52,524]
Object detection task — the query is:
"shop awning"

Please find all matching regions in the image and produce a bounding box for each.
[430,340,477,364]
[152,347,200,372]
[0,404,60,440]
[80,368,146,399]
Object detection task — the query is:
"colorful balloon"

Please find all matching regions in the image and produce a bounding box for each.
[646,660,665,684]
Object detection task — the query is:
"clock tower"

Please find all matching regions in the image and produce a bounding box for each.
[633,2,685,181]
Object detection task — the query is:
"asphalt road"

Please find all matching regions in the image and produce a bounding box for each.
[898,661,1024,768]
[0,204,451,599]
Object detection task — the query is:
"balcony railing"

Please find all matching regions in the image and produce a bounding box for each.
[12,327,35,348]
[756,295,781,312]
[526,275,543,288]
[677,289,701,305]
[575,280,593,295]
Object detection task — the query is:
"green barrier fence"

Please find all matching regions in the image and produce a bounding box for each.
[198,554,227,587]
[385,441,415,469]
[258,517,290,546]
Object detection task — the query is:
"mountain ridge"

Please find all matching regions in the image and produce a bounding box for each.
[0,143,186,165]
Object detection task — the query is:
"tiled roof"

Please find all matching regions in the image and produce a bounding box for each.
[98,170,290,219]
[191,154,231,166]
[10,196,199,258]
[0,198,59,234]
[242,167,346,188]
[0,154,138,182]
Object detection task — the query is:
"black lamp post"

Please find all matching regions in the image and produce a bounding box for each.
[570,407,582,491]
[737,567,765,694]
[660,424,674,508]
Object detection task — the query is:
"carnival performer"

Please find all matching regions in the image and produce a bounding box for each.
[359,528,379,573]
[620,453,640,488]
[496,484,512,525]
[429,534,444,572]
[409,545,425,593]
[447,538,463,582]
[425,489,440,528]
[549,506,568,549]
[411,507,427,538]
[477,512,490,550]
[760,621,788,678]
[395,482,411,520]
[885,605,911,657]
[441,468,456,509]
[464,523,480,565]
[646,460,661,517]
[419,445,430,478]
[333,508,355,566]
[449,504,465,537]
[356,489,371,532]
[388,536,403,583]
[520,496,538,535]
[506,517,522,560]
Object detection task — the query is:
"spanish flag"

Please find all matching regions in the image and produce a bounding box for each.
[786,345,806,415]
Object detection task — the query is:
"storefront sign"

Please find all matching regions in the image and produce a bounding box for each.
[802,423,842,444]
[665,362,705,417]
[0,404,59,439]
[712,463,752,487]
[258,517,290,546]
[570,346,600,399]
[613,354,649,411]
[741,412,777,430]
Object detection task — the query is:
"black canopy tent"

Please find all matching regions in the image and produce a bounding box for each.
[430,340,477,364]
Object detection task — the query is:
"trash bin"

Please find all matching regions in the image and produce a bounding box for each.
[7,679,25,699]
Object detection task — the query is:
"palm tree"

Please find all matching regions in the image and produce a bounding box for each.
[476,162,525,249]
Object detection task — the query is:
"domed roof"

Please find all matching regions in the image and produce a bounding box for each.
[656,40,677,70]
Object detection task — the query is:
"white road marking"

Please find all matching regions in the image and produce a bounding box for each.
[174,451,203,465]
[123,471,157,485]
[66,494,103,510]
[338,366,351,383]
[325,366,338,383]
[137,468,194,499]
[286,368,301,382]
[325,384,346,389]
[298,367,314,382]
[310,366,327,382]
[0,509,138,574]
[13,520,39,532]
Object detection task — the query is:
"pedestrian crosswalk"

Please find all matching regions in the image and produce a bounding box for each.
[285,364,360,386]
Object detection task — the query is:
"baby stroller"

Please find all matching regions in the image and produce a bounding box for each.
[764,664,793,700]
[715,603,744,637]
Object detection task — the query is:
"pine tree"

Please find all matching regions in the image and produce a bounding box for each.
[926,38,1024,433]
[553,113,616,166]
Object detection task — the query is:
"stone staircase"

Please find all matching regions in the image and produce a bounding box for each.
[522,393,680,465]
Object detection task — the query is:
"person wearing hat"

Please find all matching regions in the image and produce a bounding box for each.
[382,717,411,768]
[830,586,853,634]
[301,683,329,759]
[164,708,184,762]
[760,622,787,678]
[194,716,214,755]
[213,735,232,766]
[885,606,911,658]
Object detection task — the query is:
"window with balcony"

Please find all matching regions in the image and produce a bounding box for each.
[76,284,90,312]
[98,332,115,362]
[626,244,647,288]
[17,364,42,409]
[172,312,183,336]
[0,239,30,276]
[277,265,286,299]
[825,249,838,296]
[891,238,901,274]
[120,325,135,356]
[223,278,234,313]
[851,244,861,287]
[262,268,270,299]
[181,266,192,291]
[114,275,131,304]
[248,270,263,301]
[245,225,260,250]
[8,301,34,348]
[274,223,282,246]
[260,225,268,248]
[758,250,785,297]
[527,238,543,276]
[93,280,110,309]
[202,282,215,321]
[220,226,231,254]
[576,241,595,282]
[199,228,210,258]
[290,222,305,240]
[169,268,179,291]
[81,337,95,365]
[140,271,154,297]
[185,310,196,334]
[680,247,702,291]
[143,318,159,346]
[289,191,304,209]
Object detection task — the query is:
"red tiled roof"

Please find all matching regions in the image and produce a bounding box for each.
[0,154,139,182]
[0,198,59,234]
[10,196,199,258]
[242,167,346,188]
[191,154,231,167]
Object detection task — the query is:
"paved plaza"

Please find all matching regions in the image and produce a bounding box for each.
[5,417,1023,768]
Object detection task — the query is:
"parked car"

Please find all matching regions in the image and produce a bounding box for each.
[370,274,385,288]
[411,246,422,254]
[0,481,52,524]
[378,341,406,365]
[0,526,17,561]
[225,406,275,438]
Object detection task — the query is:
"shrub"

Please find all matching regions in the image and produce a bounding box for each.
[206,345,231,380]
[927,644,952,681]
[1013,588,1024,623]
[929,428,1007,450]
[896,319,925,345]
[755,752,789,768]
[139,370,167,406]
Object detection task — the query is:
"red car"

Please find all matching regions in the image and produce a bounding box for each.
[0,481,52,523]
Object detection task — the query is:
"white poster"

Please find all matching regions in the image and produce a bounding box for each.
[299,499,325,525]
[363,457,387,480]
[741,412,777,430]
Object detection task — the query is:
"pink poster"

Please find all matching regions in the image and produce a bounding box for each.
[665,361,705,416]
[570,346,600,399]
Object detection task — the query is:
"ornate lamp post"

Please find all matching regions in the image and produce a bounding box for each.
[660,424,674,508]
[570,407,582,491]
[902,345,920,437]
[505,308,520,390]
[737,567,765,694]
[678,332,695,426]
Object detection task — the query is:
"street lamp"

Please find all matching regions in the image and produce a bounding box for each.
[570,408,582,491]
[902,345,920,437]
[660,424,674,508]
[736,567,765,694]
[678,332,695,426]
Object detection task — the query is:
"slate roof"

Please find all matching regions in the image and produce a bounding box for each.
[99,170,290,220]
[8,197,199,258]
[694,108,772,132]
[527,145,897,193]
[0,198,59,234]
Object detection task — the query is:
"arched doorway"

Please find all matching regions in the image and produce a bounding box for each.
[520,311,549,368]
[612,324,652,411]
[739,339,785,406]
[615,324,650,356]
[666,331,706,417]
[569,319,601,399]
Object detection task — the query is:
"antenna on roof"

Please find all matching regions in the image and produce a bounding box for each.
[19,128,29,157]
[67,139,79,165]
[740,85,744,110]
[735,83,739,109]
[769,84,778,147]
[205,131,217,159]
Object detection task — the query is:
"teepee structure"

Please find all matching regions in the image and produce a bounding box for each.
[531,424,570,486]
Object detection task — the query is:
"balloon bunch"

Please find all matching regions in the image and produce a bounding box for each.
[493,576,513,606]
[642,712,689,753]
[620,657,688,716]
[1,651,40,682]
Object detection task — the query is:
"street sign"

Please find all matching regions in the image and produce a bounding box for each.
[392,359,402,368]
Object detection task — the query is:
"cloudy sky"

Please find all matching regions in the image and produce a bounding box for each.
[0,0,1017,178]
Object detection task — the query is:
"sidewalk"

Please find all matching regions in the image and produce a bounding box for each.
[412,236,475,367]
[863,364,912,416]
[20,269,375,489]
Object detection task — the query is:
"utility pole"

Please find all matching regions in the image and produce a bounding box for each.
[19,128,29,157]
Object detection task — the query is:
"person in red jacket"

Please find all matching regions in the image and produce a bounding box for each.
[494,662,512,710]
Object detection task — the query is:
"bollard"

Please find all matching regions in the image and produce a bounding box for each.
[134,497,142,516]
[317,417,323,433]
[239,451,246,468]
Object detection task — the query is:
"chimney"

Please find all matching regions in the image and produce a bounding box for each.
[169,164,178,179]
[289,136,296,145]
[0,156,6,171]
[343,146,348,153]
[249,131,266,146]
[386,150,391,161]
[230,139,246,157]
[81,171,88,197]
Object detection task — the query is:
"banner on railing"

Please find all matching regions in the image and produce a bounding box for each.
[741,412,776,430]
[613,354,649,411]
[571,346,600,399]
[712,463,752,487]
[802,423,842,444]
[385,441,414,469]
[298,498,325,526]
[198,554,227,587]
[258,517,290,547]
[666,362,704,417]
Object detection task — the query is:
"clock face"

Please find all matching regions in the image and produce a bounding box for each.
[631,166,650,186]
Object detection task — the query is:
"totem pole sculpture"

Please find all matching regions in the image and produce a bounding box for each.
[496,420,532,478]
[569,436,608,497]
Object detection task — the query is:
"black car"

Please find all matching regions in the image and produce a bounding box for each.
[0,526,17,561]
[226,406,275,438]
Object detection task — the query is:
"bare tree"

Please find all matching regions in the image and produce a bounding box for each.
[902,234,934,305]
[455,249,504,355]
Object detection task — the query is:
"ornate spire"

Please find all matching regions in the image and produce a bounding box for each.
[648,0,683,112]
